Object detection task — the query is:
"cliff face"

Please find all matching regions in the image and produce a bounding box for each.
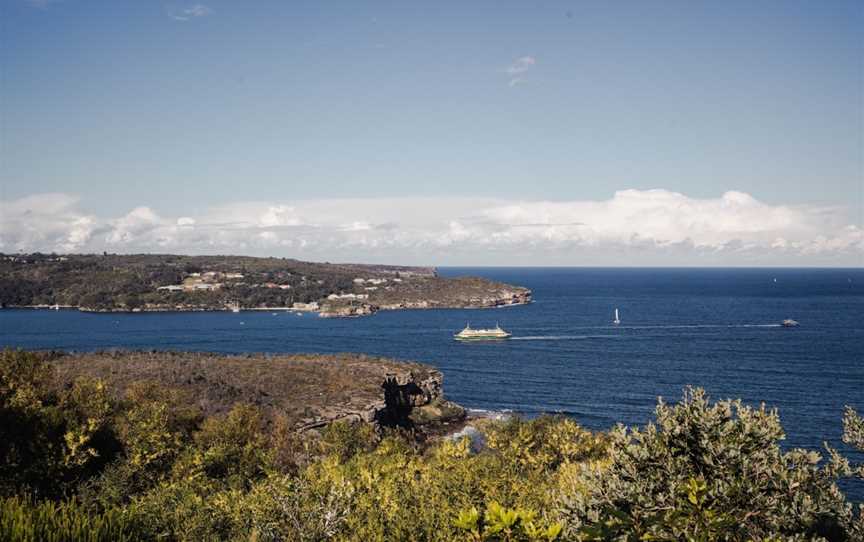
[48,351,464,433]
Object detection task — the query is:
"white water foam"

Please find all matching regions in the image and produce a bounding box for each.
[511,335,620,341]
[509,323,783,340]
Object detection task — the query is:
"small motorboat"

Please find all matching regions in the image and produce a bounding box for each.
[782,319,799,327]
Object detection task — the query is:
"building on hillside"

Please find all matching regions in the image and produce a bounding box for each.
[326,293,369,300]
[189,283,222,291]
[157,285,184,292]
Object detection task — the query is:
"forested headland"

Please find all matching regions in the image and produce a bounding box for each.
[0,253,531,315]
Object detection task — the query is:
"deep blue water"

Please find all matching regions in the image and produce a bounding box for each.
[2,267,863,499]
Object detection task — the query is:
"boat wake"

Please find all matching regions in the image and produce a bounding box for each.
[534,323,784,331]
[511,334,621,341]
[619,323,783,329]
[510,324,784,339]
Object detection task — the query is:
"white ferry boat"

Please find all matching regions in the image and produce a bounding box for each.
[454,323,511,341]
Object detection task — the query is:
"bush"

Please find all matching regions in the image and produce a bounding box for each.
[181,403,269,488]
[3,347,864,541]
[0,496,138,542]
[558,387,855,541]
[455,501,563,542]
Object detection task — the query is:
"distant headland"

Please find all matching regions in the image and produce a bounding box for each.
[0,253,531,317]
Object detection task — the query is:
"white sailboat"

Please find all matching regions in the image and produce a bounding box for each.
[613,308,621,325]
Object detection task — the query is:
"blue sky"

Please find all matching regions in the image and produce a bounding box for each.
[1,1,862,265]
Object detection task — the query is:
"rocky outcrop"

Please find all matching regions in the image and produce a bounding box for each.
[479,288,532,307]
[298,366,465,431]
[48,351,464,435]
[318,302,379,318]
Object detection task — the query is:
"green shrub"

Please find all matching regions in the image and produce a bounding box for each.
[178,403,269,489]
[558,387,854,541]
[455,502,563,542]
[0,495,139,542]
[316,419,379,462]
[3,346,864,541]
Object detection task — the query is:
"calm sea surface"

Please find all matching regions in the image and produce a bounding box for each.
[2,267,863,498]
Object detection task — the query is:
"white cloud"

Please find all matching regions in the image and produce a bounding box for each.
[0,190,860,266]
[259,205,303,228]
[170,4,211,21]
[0,193,97,253]
[505,56,536,87]
[106,207,163,245]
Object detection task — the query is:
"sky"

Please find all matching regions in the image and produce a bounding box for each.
[1,0,862,266]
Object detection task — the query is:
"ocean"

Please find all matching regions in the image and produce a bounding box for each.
[2,267,863,498]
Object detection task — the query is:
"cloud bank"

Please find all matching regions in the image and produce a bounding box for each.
[1,190,860,266]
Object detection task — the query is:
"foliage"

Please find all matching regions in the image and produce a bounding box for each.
[116,382,197,475]
[0,349,60,496]
[59,378,113,471]
[455,502,563,542]
[0,253,436,310]
[842,407,864,455]
[1,349,863,541]
[0,252,524,312]
[0,496,138,542]
[0,350,119,498]
[557,387,857,541]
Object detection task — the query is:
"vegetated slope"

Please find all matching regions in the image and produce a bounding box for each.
[369,276,532,309]
[2,348,863,541]
[0,253,530,313]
